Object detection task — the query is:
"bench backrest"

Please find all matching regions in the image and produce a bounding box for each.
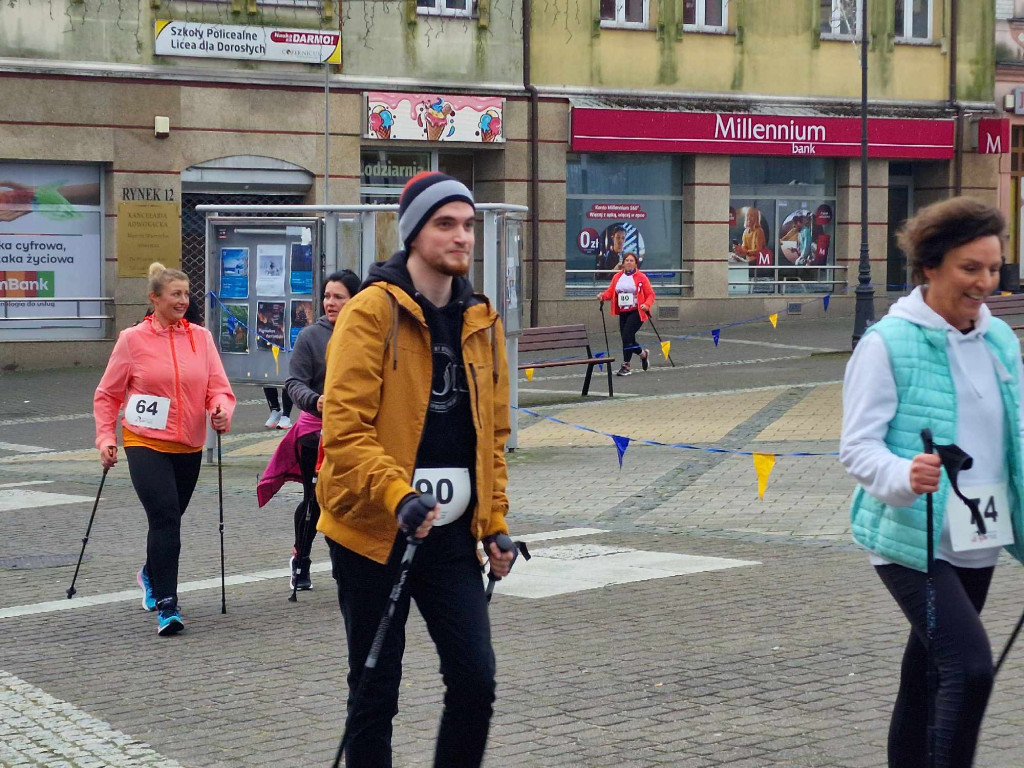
[985,294,1024,317]
[518,324,593,353]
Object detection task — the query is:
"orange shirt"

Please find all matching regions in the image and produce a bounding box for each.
[123,427,201,454]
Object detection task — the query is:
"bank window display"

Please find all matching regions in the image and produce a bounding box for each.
[895,0,930,41]
[600,0,649,29]
[821,0,860,38]
[566,154,683,297]
[0,163,104,341]
[728,157,837,296]
[684,0,725,30]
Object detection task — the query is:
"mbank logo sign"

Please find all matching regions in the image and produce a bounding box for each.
[0,271,55,297]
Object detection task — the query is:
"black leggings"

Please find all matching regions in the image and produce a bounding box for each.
[875,561,996,768]
[264,386,293,416]
[618,311,643,363]
[292,431,321,560]
[125,447,203,604]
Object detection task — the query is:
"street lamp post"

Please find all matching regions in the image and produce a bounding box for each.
[851,0,874,348]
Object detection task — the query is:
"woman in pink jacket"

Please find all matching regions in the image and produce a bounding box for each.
[597,252,656,376]
[94,262,235,636]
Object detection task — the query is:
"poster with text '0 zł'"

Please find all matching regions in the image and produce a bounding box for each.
[220,248,249,299]
[0,164,103,333]
[256,244,286,296]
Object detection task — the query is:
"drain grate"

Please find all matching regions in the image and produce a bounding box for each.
[0,553,84,570]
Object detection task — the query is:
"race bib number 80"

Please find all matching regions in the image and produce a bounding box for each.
[124,394,171,431]
[412,467,471,527]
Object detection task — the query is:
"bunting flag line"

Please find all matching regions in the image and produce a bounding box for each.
[768,313,778,329]
[712,329,721,347]
[753,453,776,500]
[822,295,830,312]
[660,340,671,360]
[594,351,606,372]
[612,435,631,468]
[525,368,535,381]
[271,344,280,375]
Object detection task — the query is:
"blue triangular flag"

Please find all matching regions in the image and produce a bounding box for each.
[823,295,830,312]
[712,329,720,347]
[594,350,606,372]
[612,435,631,468]
[227,314,238,334]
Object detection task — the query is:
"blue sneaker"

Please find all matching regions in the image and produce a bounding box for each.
[156,598,184,637]
[137,566,156,612]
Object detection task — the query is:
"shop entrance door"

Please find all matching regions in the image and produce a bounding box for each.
[887,178,912,293]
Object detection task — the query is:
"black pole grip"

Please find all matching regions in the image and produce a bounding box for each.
[419,493,438,510]
[921,428,934,455]
[492,533,515,553]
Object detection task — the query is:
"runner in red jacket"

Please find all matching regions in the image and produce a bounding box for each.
[597,253,656,376]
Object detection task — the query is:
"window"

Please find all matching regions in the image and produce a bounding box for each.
[821,0,861,38]
[895,0,930,41]
[417,0,472,18]
[684,0,725,30]
[600,0,649,29]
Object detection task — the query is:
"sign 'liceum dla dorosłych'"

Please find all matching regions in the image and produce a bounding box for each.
[154,21,341,65]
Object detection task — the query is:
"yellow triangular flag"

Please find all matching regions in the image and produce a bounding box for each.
[272,344,280,375]
[768,313,778,329]
[753,452,776,500]
[660,340,671,359]
[525,368,534,381]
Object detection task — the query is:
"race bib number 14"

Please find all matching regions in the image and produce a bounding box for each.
[948,482,1015,552]
[124,394,171,431]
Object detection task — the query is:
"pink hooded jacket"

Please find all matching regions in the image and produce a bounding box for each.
[94,316,236,450]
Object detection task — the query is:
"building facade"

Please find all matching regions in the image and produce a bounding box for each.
[0,0,1002,366]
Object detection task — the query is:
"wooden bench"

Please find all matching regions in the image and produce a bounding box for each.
[518,324,615,397]
[985,294,1024,330]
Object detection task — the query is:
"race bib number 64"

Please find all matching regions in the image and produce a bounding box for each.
[124,394,171,431]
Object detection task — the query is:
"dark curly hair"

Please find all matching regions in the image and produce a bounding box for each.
[898,197,1005,285]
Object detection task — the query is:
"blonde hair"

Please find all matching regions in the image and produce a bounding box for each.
[148,262,189,296]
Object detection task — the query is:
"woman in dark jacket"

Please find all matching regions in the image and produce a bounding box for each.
[282,269,361,590]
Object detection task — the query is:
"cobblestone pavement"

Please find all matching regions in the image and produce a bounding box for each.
[2,313,1023,767]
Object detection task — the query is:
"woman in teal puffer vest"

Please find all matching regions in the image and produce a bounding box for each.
[840,197,1024,768]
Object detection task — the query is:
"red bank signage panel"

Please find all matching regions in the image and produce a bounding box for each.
[571,109,954,160]
[977,118,1010,155]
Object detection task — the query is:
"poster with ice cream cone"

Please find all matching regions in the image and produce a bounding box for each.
[365,92,504,144]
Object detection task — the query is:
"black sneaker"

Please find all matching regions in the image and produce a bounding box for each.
[640,349,650,371]
[156,598,184,637]
[289,555,312,591]
[616,364,632,377]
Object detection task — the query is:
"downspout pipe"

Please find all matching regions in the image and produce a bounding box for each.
[950,0,963,196]
[524,0,540,327]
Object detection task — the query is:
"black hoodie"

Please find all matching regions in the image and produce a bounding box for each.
[364,252,478,500]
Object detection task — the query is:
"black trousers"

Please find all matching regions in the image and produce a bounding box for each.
[125,447,203,604]
[875,561,996,768]
[264,386,293,416]
[328,519,495,768]
[618,310,643,363]
[292,431,321,560]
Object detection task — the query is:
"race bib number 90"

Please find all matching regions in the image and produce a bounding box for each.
[411,467,471,527]
[124,394,171,431]
[948,482,1015,552]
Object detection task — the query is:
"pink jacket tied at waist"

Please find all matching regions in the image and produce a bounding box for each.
[257,410,322,507]
[93,317,236,450]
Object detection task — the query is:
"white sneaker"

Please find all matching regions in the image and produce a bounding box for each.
[264,410,282,429]
[277,415,292,430]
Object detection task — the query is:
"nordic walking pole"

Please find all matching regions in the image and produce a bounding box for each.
[484,533,530,603]
[645,315,675,367]
[599,300,611,357]
[331,493,437,768]
[216,407,226,615]
[921,428,936,768]
[66,465,110,599]
[996,610,1024,676]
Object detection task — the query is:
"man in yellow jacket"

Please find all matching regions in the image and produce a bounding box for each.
[317,172,517,767]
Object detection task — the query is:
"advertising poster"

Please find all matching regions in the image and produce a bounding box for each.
[290,299,313,347]
[777,202,833,267]
[257,301,285,350]
[289,242,313,294]
[155,21,340,65]
[0,163,103,337]
[728,204,774,267]
[582,219,647,280]
[365,92,504,143]
[255,244,286,296]
[219,303,249,354]
[220,247,249,299]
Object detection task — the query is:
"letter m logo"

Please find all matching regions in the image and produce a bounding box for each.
[979,119,1009,155]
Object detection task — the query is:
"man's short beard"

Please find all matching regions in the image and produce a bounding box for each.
[437,262,471,277]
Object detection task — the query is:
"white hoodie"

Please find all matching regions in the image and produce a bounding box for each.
[840,287,1024,568]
